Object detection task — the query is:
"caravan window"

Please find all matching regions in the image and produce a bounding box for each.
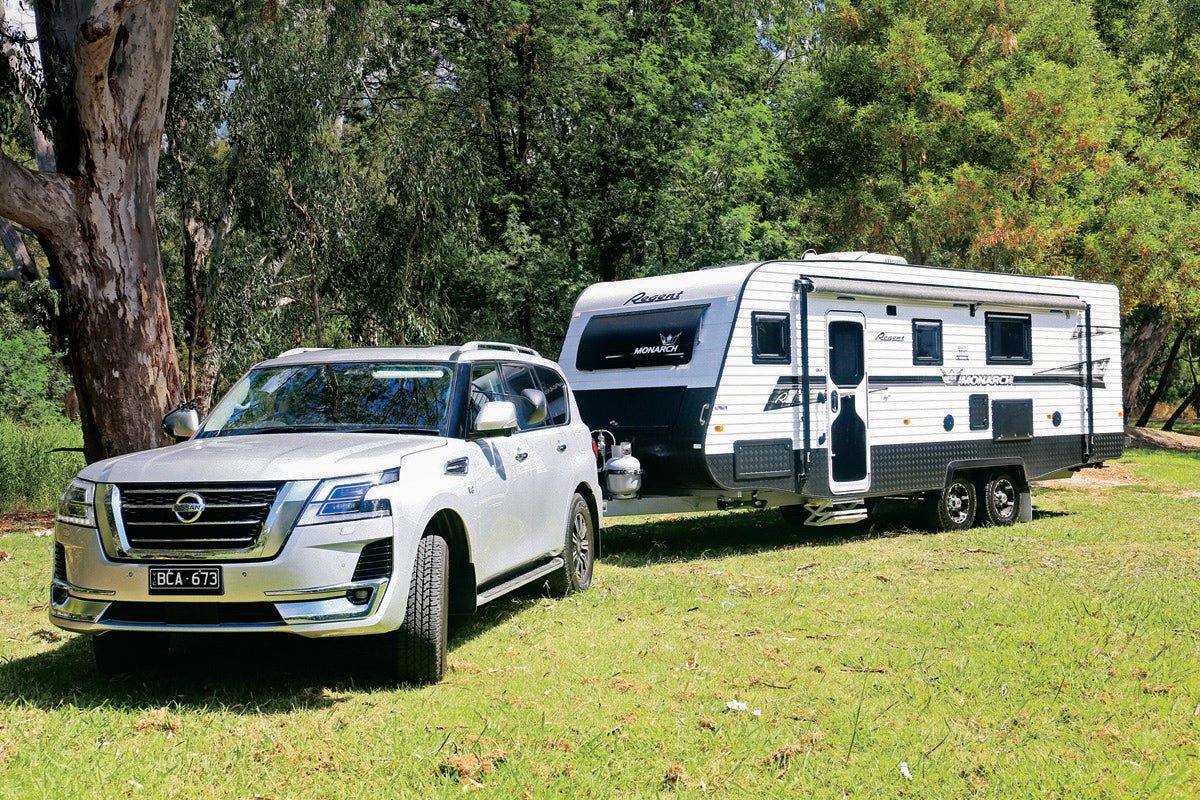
[912,319,943,365]
[986,313,1032,365]
[576,306,706,371]
[752,313,790,364]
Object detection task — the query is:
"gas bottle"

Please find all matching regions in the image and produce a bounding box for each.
[604,442,643,499]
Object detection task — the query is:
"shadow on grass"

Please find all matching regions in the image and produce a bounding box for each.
[0,593,553,713]
[600,504,931,568]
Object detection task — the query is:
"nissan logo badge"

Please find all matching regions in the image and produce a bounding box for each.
[172,492,206,524]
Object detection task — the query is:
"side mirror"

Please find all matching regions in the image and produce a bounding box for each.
[474,400,518,435]
[522,388,548,426]
[162,407,200,441]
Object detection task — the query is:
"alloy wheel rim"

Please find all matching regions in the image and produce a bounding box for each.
[992,478,1016,520]
[946,483,971,525]
[571,509,591,581]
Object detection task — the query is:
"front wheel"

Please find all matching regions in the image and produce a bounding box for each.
[546,493,595,596]
[981,471,1020,526]
[926,476,977,532]
[385,533,449,684]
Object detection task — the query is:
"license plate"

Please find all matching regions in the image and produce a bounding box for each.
[148,566,223,595]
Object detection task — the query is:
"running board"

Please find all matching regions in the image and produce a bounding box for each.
[803,500,867,526]
[476,557,564,606]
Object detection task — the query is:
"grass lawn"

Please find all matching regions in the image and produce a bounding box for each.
[1,450,1197,798]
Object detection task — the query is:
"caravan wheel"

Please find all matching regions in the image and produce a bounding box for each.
[981,471,1020,526]
[927,477,976,532]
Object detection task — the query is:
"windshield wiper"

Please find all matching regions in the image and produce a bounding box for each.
[346,426,441,435]
[232,425,339,435]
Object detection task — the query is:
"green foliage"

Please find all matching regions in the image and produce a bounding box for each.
[146,0,1200,395]
[0,419,82,512]
[0,291,71,425]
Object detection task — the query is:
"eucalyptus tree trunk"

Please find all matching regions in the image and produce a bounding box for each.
[0,0,183,462]
[1121,315,1173,416]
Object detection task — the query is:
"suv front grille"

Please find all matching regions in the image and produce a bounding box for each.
[101,601,283,625]
[118,484,282,551]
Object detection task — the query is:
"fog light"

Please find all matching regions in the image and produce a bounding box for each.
[51,585,69,605]
[347,587,373,606]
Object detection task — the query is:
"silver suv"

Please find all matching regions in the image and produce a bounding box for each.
[50,343,602,683]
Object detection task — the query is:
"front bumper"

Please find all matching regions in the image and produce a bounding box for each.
[49,518,406,638]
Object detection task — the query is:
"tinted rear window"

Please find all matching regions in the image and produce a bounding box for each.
[576,306,706,371]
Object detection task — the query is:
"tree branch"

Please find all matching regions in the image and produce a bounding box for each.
[0,148,75,237]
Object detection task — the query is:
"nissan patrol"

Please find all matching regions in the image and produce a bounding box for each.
[50,342,602,683]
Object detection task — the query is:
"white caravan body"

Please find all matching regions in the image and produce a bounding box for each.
[559,252,1124,518]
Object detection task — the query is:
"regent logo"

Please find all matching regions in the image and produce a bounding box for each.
[875,332,906,342]
[940,369,1013,386]
[624,290,683,306]
[633,332,684,356]
[764,376,806,411]
[171,492,207,524]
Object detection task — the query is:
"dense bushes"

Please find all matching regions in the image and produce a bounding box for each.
[0,420,84,513]
[0,306,82,512]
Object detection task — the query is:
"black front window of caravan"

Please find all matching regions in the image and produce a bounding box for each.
[576,306,705,371]
[752,312,790,364]
[986,313,1032,364]
[912,319,943,365]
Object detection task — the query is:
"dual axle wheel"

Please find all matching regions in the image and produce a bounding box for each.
[926,470,1022,532]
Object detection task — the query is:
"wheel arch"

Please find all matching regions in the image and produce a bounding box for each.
[943,458,1028,488]
[425,508,476,615]
[574,481,601,559]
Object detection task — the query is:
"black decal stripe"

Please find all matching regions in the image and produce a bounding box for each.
[866,375,1105,389]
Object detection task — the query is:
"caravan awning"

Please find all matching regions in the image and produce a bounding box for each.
[801,276,1087,311]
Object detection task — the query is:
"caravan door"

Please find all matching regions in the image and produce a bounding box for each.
[825,312,870,494]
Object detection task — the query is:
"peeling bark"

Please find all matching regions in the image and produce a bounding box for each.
[0,0,184,462]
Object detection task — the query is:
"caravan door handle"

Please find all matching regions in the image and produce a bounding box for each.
[698,403,711,426]
[830,390,839,413]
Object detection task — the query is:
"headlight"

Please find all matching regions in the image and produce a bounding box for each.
[297,469,398,526]
[57,478,96,527]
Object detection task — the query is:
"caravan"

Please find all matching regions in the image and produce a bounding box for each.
[559,252,1125,530]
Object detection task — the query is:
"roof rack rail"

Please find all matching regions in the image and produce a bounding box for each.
[277,347,329,358]
[802,250,908,265]
[458,341,542,357]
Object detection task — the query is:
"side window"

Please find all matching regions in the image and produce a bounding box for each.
[533,366,570,426]
[752,312,790,364]
[912,319,943,365]
[468,363,505,429]
[500,363,546,430]
[986,313,1032,365]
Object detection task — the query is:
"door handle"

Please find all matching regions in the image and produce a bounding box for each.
[515,451,529,462]
[556,443,567,452]
[830,390,839,413]
[698,403,711,426]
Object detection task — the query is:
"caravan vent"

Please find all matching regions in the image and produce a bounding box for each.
[802,251,908,265]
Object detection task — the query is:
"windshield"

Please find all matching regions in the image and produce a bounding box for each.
[197,362,455,438]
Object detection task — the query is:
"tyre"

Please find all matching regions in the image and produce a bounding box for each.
[92,631,169,677]
[981,471,1020,526]
[546,493,595,596]
[926,476,977,532]
[387,533,449,684]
